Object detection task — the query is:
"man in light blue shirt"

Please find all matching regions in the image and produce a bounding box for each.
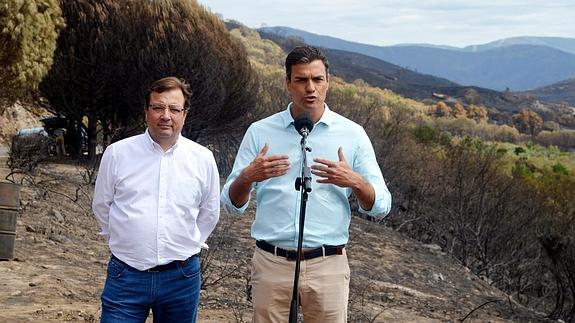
[221,46,391,322]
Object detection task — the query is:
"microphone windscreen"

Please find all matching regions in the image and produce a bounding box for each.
[294,112,314,135]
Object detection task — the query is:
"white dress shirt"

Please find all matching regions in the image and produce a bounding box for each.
[92,130,220,270]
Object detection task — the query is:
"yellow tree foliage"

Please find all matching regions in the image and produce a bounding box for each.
[433,101,451,117]
[229,27,285,67]
[452,101,466,118]
[512,108,543,136]
[466,104,488,123]
[0,0,64,100]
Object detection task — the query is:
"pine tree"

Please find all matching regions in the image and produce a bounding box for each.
[0,0,64,100]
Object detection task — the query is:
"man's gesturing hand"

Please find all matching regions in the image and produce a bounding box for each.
[241,143,290,183]
[311,147,361,188]
[311,147,376,210]
[229,143,290,208]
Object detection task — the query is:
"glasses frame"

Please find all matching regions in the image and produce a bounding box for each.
[148,104,186,116]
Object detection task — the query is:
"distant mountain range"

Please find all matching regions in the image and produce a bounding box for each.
[259,26,575,92]
[462,36,575,54]
[257,29,531,114]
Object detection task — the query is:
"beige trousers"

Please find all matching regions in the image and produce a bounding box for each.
[251,246,350,323]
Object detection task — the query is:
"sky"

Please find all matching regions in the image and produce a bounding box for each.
[197,0,575,48]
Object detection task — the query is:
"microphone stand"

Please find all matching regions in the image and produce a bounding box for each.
[289,134,312,323]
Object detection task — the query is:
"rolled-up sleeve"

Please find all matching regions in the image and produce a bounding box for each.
[220,124,259,214]
[354,129,392,217]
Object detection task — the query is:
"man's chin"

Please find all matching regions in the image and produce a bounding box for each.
[303,104,324,112]
[151,130,174,138]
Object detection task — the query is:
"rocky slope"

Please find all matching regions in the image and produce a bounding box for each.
[0,99,52,146]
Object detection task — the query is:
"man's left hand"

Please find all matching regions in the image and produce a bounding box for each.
[311,147,362,189]
[311,147,376,210]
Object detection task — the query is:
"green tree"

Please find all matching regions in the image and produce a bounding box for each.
[533,170,575,321]
[0,0,64,100]
[413,124,439,144]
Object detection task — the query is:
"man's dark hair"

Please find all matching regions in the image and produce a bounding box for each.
[145,77,193,110]
[285,46,329,81]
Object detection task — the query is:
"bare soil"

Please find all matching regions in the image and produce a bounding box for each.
[0,156,552,323]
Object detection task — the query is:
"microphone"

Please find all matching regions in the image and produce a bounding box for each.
[293,113,314,138]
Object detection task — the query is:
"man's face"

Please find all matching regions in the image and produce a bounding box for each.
[286,59,329,122]
[145,88,187,149]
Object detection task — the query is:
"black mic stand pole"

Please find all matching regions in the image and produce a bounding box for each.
[289,134,312,323]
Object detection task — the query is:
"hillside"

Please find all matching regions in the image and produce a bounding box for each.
[316,47,461,102]
[0,160,550,322]
[2,4,575,322]
[0,99,52,146]
[525,78,575,106]
[259,26,575,91]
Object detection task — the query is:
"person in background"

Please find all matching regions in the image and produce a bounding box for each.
[53,127,66,155]
[93,76,220,323]
[221,46,392,322]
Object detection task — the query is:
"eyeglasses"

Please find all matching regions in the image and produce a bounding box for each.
[148,104,186,116]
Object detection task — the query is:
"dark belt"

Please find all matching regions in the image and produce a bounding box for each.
[111,254,195,272]
[256,240,344,261]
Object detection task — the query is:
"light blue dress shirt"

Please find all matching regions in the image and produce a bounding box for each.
[221,104,391,248]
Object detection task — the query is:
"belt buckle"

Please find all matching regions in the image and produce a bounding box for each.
[146,266,160,272]
[285,250,305,261]
[285,250,296,261]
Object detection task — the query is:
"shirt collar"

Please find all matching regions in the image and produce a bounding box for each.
[281,102,334,129]
[144,129,180,153]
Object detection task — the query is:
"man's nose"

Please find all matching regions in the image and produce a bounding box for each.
[160,109,172,118]
[305,80,315,92]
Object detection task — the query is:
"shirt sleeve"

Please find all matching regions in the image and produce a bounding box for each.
[197,152,221,248]
[220,124,259,214]
[92,145,116,240]
[353,128,392,217]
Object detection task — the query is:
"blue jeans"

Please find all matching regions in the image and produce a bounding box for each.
[100,254,201,323]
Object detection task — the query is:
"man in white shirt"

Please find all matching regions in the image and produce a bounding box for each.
[92,77,220,322]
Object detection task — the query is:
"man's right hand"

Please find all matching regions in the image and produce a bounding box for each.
[241,143,290,182]
[229,143,290,207]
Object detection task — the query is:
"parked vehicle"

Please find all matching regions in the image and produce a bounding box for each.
[11,127,54,161]
[12,117,89,158]
[40,117,88,155]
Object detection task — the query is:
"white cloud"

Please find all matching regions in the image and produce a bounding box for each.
[198,0,575,47]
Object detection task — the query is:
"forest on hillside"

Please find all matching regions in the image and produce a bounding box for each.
[2,1,575,321]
